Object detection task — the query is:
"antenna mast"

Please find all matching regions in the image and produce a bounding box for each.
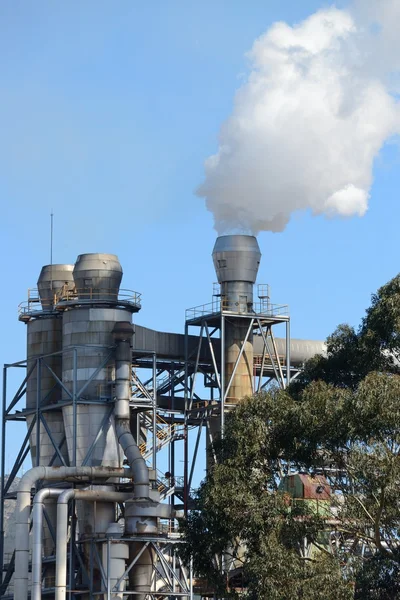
[50,210,54,266]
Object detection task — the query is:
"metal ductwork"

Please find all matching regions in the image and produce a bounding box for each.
[212,234,261,403]
[212,234,261,313]
[37,264,75,310]
[73,253,122,301]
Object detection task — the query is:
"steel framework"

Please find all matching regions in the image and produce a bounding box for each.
[1,294,292,599]
[0,347,191,599]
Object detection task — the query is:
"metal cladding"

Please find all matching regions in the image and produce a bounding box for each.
[213,235,261,312]
[73,253,122,301]
[212,235,261,404]
[37,264,74,309]
[61,308,129,466]
[26,266,73,563]
[212,234,261,283]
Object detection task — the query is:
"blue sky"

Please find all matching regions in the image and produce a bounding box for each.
[1,0,399,470]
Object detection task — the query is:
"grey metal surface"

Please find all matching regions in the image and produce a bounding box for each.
[55,488,132,600]
[61,307,133,467]
[213,235,261,313]
[133,324,325,367]
[212,235,261,284]
[26,269,72,562]
[14,466,129,600]
[31,488,63,600]
[73,253,122,301]
[9,240,327,600]
[37,264,74,310]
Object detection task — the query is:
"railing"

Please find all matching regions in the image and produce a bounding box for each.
[18,287,142,317]
[185,299,289,321]
[139,413,184,459]
[253,354,287,367]
[157,470,185,496]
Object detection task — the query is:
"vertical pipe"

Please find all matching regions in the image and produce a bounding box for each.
[72,348,78,466]
[90,539,94,599]
[286,319,291,387]
[172,551,176,595]
[107,538,111,600]
[32,488,63,600]
[55,489,131,600]
[68,501,75,600]
[56,500,69,600]
[190,556,194,600]
[170,362,175,508]
[184,323,189,515]
[152,353,157,472]
[0,366,7,588]
[36,358,41,467]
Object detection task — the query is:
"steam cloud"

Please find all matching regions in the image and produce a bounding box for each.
[198,3,400,234]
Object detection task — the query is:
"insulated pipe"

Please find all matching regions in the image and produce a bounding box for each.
[14,466,130,600]
[112,322,155,600]
[32,488,64,600]
[55,489,132,600]
[113,323,150,499]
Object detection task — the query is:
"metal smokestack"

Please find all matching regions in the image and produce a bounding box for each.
[212,234,261,403]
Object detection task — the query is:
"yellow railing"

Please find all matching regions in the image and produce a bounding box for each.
[139,413,182,456]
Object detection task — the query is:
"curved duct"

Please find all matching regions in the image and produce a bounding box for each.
[55,489,132,600]
[112,321,156,600]
[113,322,149,499]
[14,466,130,600]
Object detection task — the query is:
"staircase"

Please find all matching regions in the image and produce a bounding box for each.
[138,412,184,462]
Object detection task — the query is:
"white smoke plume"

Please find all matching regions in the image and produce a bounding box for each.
[198,2,400,234]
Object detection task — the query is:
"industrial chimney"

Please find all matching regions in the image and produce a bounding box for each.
[212,234,261,403]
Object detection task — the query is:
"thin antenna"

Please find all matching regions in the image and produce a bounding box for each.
[50,211,54,304]
[50,210,54,266]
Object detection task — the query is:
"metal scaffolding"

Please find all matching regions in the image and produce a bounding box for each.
[0,237,311,599]
[0,347,191,599]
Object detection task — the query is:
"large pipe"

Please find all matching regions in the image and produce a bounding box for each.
[55,489,132,600]
[112,322,156,600]
[113,322,150,500]
[14,466,130,600]
[32,488,64,600]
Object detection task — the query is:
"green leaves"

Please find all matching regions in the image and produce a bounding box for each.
[182,273,400,598]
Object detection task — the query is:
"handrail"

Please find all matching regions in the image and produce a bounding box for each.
[185,299,289,321]
[18,287,142,316]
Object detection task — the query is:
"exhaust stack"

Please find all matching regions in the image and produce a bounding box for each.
[212,234,261,403]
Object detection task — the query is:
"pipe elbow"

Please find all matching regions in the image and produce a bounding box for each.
[58,489,76,506]
[18,466,47,494]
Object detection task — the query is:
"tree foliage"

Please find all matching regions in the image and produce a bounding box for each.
[182,274,400,599]
[294,274,400,391]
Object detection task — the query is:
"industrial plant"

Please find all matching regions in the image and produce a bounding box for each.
[0,235,324,598]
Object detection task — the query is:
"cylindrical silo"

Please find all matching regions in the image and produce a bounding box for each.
[60,254,138,589]
[25,265,74,560]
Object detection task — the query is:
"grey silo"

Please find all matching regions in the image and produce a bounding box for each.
[26,265,74,561]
